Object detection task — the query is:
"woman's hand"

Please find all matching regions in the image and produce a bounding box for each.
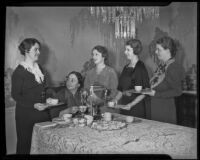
[124,91,132,97]
[142,89,156,96]
[71,106,79,113]
[88,92,100,102]
[34,103,47,111]
[82,90,88,97]
[59,109,70,117]
[120,103,132,110]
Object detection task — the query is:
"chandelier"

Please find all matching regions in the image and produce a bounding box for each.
[89,7,159,39]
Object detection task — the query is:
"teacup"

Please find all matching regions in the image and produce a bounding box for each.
[108,101,116,108]
[126,116,134,123]
[135,86,142,92]
[46,98,59,105]
[103,112,112,121]
[79,105,87,113]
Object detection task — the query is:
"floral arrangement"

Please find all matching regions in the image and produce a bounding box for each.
[5,68,16,108]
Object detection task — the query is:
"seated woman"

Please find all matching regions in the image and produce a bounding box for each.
[48,71,84,118]
[83,45,118,107]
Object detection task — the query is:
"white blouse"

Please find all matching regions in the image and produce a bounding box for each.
[20,61,44,84]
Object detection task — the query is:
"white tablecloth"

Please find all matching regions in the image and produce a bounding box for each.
[30,114,197,159]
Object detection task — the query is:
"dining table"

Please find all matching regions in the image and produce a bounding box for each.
[30,113,197,159]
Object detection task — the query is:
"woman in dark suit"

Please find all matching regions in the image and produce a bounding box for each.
[11,38,50,154]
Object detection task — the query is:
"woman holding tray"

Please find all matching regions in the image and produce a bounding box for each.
[105,39,151,119]
[141,36,184,124]
[11,38,51,154]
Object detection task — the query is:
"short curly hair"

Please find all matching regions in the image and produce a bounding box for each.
[18,38,41,56]
[125,39,143,55]
[66,71,84,91]
[156,36,177,58]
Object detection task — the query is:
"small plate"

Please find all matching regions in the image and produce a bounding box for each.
[113,116,142,124]
[123,88,152,94]
[46,102,65,107]
[52,117,70,125]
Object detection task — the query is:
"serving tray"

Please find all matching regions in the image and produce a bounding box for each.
[90,120,127,131]
[122,88,152,95]
[34,102,65,110]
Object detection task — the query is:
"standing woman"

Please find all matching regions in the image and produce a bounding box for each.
[109,39,150,119]
[11,38,50,154]
[83,45,118,102]
[143,36,184,124]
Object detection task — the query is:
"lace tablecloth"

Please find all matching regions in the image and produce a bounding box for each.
[30,114,197,159]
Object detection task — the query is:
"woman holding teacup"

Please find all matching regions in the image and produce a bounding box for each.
[106,39,150,119]
[11,38,51,154]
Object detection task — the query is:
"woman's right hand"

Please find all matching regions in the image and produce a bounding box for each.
[71,106,79,113]
[82,90,88,96]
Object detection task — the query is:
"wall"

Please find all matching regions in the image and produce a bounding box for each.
[5,2,197,85]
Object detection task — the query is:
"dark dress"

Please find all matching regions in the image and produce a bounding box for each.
[118,60,151,118]
[11,64,50,154]
[48,88,82,118]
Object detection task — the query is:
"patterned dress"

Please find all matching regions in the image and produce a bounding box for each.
[150,58,184,124]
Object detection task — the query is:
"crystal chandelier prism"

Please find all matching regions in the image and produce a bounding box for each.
[90,7,159,39]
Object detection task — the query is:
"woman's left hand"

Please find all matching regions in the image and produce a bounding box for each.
[34,103,47,111]
[71,106,79,113]
[124,91,132,97]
